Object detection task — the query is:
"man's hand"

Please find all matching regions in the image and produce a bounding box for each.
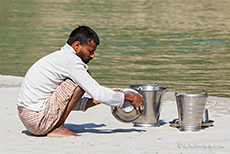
[124,93,145,115]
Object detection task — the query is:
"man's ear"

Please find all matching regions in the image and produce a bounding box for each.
[71,41,81,51]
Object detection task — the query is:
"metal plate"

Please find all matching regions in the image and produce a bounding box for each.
[169,118,180,127]
[111,88,141,123]
[169,118,214,128]
[202,120,214,127]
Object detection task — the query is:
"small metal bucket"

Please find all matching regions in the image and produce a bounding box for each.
[130,84,166,127]
[175,92,208,131]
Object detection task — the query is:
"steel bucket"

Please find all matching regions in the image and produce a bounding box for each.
[130,84,166,127]
[175,92,208,131]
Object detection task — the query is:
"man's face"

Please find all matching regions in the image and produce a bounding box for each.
[75,40,97,64]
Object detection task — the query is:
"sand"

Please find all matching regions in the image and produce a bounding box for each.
[0,75,229,154]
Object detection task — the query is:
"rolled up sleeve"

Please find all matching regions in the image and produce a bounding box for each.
[73,97,89,111]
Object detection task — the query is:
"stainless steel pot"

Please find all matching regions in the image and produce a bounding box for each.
[111,88,143,123]
[175,92,208,131]
[130,84,166,127]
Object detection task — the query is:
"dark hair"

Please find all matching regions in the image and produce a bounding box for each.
[67,26,100,46]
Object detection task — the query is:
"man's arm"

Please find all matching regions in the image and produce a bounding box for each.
[85,90,144,113]
[71,64,124,108]
[85,99,100,110]
[84,89,123,110]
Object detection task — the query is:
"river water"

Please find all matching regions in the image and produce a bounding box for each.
[0,0,230,97]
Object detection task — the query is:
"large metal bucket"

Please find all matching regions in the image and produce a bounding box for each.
[130,84,166,127]
[175,92,208,131]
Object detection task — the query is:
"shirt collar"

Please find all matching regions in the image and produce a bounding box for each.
[62,43,76,54]
[62,43,89,70]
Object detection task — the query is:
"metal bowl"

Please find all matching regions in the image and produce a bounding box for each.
[111,88,142,123]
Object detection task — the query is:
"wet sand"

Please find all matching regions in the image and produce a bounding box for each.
[0,75,229,154]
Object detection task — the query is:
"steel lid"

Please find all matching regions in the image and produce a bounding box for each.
[111,88,143,123]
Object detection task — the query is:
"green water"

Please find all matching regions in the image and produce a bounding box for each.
[1,0,230,97]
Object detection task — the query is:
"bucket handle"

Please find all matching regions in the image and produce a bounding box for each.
[137,83,159,91]
[137,86,142,91]
[175,92,179,97]
[134,83,160,91]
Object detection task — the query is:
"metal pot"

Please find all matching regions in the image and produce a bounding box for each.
[111,88,143,123]
[175,92,208,131]
[130,83,166,127]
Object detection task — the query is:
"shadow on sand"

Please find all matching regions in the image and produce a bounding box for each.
[158,119,167,126]
[21,123,146,136]
[65,123,146,134]
[21,130,46,137]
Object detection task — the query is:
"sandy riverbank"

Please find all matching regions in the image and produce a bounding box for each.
[0,75,229,154]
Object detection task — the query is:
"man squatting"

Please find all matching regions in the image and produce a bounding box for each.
[17,26,144,137]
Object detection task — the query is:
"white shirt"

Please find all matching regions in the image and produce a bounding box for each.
[17,44,124,111]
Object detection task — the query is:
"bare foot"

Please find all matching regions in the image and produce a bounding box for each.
[47,125,81,137]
